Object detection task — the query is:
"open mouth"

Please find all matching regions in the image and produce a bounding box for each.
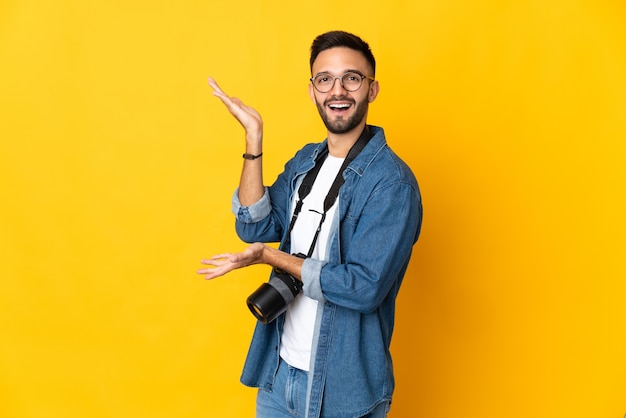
[328,103,352,112]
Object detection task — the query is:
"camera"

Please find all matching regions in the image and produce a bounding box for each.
[246,253,306,324]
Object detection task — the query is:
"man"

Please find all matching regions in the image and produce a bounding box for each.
[198,31,422,418]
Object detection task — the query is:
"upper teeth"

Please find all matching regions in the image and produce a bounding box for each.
[330,104,350,109]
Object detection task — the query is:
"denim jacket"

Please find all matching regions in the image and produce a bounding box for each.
[232,126,422,418]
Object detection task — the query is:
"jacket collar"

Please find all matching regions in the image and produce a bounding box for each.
[309,125,387,177]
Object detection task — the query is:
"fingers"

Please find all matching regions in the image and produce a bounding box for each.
[199,254,232,266]
[208,77,248,109]
[197,242,267,280]
[197,266,227,280]
[207,77,263,135]
[231,97,244,107]
[207,77,224,95]
[208,77,240,106]
[208,77,234,107]
[197,261,229,280]
[208,78,247,115]
[197,253,240,280]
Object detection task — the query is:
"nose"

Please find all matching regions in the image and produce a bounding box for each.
[329,76,348,95]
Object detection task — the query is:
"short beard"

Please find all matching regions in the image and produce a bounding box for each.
[316,95,369,134]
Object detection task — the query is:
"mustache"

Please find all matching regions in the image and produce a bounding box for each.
[324,96,355,106]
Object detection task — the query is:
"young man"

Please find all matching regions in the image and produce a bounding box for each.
[199,31,422,418]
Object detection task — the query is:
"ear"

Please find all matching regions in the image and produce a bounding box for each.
[368,80,380,103]
[308,82,317,104]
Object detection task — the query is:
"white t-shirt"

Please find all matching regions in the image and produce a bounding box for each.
[279,155,345,371]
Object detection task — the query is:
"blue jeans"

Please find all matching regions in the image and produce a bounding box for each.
[256,358,390,418]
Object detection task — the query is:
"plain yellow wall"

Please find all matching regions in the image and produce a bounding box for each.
[1,1,625,417]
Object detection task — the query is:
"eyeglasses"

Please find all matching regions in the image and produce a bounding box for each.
[310,71,375,93]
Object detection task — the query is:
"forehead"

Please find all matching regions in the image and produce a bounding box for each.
[311,47,371,75]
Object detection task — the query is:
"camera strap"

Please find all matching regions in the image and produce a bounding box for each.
[282,126,373,257]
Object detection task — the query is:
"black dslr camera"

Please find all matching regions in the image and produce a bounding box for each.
[246,253,306,324]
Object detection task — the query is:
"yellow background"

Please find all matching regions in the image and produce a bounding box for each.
[1,1,625,417]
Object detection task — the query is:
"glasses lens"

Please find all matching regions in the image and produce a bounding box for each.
[341,72,363,92]
[313,74,333,93]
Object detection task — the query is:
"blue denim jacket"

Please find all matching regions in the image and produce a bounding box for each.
[232,126,422,418]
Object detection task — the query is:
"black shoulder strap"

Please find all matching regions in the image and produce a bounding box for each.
[322,126,372,213]
[281,127,373,255]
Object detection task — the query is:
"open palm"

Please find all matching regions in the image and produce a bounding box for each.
[208,77,262,137]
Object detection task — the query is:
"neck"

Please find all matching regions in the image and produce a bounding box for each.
[327,122,368,158]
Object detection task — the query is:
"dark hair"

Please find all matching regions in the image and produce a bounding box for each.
[310,31,376,76]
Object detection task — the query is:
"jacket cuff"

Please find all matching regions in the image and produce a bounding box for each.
[301,258,327,302]
[231,187,271,223]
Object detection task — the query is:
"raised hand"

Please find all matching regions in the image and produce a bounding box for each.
[208,77,263,140]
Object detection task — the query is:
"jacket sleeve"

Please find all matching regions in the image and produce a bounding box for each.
[302,179,422,313]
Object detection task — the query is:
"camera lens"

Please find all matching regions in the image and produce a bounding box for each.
[247,282,287,324]
[246,271,303,324]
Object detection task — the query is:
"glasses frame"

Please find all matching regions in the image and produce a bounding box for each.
[310,71,375,93]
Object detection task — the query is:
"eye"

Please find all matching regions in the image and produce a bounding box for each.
[315,74,332,84]
[344,72,361,82]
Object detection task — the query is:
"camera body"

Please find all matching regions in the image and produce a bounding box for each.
[246,253,306,324]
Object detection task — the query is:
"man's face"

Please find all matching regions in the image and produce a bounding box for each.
[309,47,379,135]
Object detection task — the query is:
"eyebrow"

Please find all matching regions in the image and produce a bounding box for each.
[313,69,365,77]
